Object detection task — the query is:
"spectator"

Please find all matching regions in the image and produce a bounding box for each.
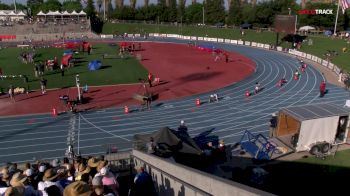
[38,168,64,196]
[63,181,91,196]
[269,113,278,137]
[320,80,326,97]
[148,73,153,87]
[8,85,15,102]
[91,176,115,196]
[10,172,39,196]
[146,137,156,154]
[100,167,119,196]
[129,165,156,196]
[40,77,47,94]
[178,120,188,132]
[45,185,62,196]
[0,168,10,187]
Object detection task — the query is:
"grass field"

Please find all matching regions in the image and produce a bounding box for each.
[103,23,350,71]
[0,43,148,91]
[296,148,350,168]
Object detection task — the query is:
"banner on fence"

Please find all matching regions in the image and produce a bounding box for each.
[100,34,113,39]
[218,38,224,42]
[264,44,270,49]
[238,40,244,45]
[231,40,238,44]
[191,36,197,40]
[245,41,251,46]
[166,34,178,38]
[306,54,311,59]
[328,62,334,70]
[225,39,231,43]
[251,42,257,47]
[183,36,191,40]
[198,37,204,41]
[208,38,217,42]
[317,58,323,64]
[277,46,283,51]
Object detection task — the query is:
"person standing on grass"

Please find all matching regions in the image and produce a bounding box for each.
[8,85,15,102]
[40,77,47,94]
[60,64,64,77]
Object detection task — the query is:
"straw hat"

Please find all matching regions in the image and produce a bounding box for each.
[43,169,60,181]
[96,160,108,172]
[1,168,10,180]
[10,172,27,187]
[78,164,91,174]
[4,186,25,196]
[63,181,91,196]
[87,157,99,168]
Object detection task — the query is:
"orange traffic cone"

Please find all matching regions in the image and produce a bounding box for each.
[52,107,58,117]
[124,105,129,114]
[196,98,201,106]
[245,90,250,97]
[293,75,298,80]
[301,67,305,73]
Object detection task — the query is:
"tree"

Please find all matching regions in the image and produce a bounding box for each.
[97,0,102,13]
[62,0,82,12]
[167,0,177,22]
[85,0,96,19]
[0,2,11,10]
[39,0,62,12]
[204,0,225,24]
[27,0,44,15]
[227,0,242,26]
[184,3,203,24]
[107,0,113,19]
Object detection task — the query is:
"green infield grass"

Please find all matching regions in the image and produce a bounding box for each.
[0,43,148,91]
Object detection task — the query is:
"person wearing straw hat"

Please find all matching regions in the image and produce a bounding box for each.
[38,169,64,196]
[0,168,10,187]
[95,161,108,177]
[4,186,25,196]
[63,181,91,196]
[10,172,39,196]
[88,157,100,177]
[75,164,91,182]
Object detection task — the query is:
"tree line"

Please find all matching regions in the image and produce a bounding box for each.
[0,0,348,30]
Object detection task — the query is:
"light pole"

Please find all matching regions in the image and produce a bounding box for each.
[202,6,205,25]
[103,0,106,20]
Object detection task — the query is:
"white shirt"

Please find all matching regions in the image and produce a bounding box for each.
[38,181,63,196]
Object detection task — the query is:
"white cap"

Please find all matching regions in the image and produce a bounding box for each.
[25,169,33,177]
[180,120,184,124]
[39,165,46,173]
[100,167,108,176]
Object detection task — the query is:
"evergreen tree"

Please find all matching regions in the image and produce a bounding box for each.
[85,0,96,19]
[227,0,242,26]
[205,0,225,24]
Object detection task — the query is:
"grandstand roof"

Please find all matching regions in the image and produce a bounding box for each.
[71,10,79,15]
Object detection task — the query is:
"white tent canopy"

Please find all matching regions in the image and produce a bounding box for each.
[62,11,70,16]
[299,26,316,31]
[71,10,79,15]
[78,10,86,15]
[37,11,46,16]
[17,11,26,16]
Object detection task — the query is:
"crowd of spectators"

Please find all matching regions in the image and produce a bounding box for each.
[0,155,156,196]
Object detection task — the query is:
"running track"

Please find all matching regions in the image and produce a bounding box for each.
[1,38,349,165]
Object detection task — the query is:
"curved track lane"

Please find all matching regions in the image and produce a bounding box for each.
[0,38,349,164]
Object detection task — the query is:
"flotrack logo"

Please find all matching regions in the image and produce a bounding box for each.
[298,9,333,15]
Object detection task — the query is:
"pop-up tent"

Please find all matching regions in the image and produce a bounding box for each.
[274,103,350,154]
[88,60,102,71]
[134,127,202,155]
